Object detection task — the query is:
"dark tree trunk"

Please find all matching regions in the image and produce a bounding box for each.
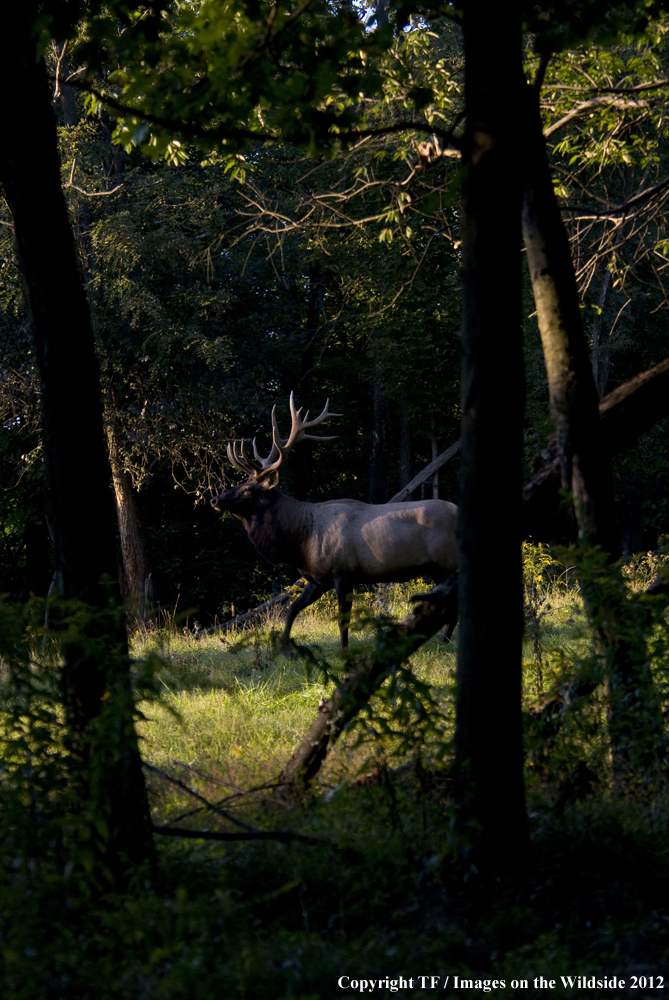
[454,0,527,869]
[375,0,389,27]
[522,78,615,550]
[0,14,154,873]
[399,393,412,493]
[522,76,666,786]
[368,363,390,504]
[106,411,156,616]
[291,262,323,501]
[16,520,53,602]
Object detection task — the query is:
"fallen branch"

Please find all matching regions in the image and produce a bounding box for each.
[389,439,461,502]
[598,355,669,450]
[152,825,327,845]
[523,355,669,537]
[279,577,458,788]
[200,591,291,636]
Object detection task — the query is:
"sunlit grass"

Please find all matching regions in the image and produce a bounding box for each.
[134,582,461,823]
[133,564,613,827]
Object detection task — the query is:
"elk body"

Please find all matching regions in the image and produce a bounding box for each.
[211,395,459,648]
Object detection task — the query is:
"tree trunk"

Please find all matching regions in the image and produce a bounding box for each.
[522,76,666,787]
[291,262,323,501]
[454,0,527,870]
[399,394,412,494]
[431,430,439,499]
[368,363,390,504]
[0,14,154,874]
[106,409,156,616]
[522,81,615,549]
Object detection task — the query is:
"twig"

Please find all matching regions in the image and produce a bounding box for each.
[143,762,258,832]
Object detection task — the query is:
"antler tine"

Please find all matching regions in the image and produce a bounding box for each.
[237,392,341,483]
[252,407,281,469]
[227,439,258,479]
[300,397,343,434]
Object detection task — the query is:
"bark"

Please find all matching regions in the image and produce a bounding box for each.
[375,0,389,27]
[454,1,527,869]
[399,394,412,493]
[368,364,390,503]
[598,355,669,448]
[0,14,153,873]
[106,411,156,616]
[280,579,458,786]
[522,77,667,786]
[290,263,323,501]
[522,79,615,549]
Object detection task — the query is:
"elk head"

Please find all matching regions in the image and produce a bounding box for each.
[211,392,340,515]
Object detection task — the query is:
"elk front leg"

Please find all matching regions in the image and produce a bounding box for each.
[334,577,353,648]
[280,581,329,651]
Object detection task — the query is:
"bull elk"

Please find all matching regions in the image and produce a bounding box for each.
[211,394,459,648]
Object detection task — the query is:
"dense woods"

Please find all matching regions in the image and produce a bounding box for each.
[3,0,669,995]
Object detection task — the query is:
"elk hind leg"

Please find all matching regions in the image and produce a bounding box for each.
[280,581,328,652]
[334,577,353,648]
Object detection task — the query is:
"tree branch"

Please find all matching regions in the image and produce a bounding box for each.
[152,825,327,844]
[279,577,458,787]
[388,438,460,502]
[143,762,258,832]
[523,356,669,535]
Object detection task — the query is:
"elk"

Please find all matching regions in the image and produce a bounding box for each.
[211,394,459,648]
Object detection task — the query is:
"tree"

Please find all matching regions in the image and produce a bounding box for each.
[452,0,528,870]
[0,5,154,878]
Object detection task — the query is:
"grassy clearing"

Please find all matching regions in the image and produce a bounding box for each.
[134,566,602,832]
[5,556,669,998]
[135,582,461,825]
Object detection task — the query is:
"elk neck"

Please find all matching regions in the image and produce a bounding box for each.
[240,489,315,566]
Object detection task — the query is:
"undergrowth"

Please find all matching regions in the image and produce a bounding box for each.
[3,548,669,998]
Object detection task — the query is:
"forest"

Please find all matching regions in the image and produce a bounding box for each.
[2,0,669,997]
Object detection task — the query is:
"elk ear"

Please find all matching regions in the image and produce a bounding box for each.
[263,470,280,489]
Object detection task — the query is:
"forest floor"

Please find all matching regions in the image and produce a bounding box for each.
[6,573,669,1000]
[109,576,669,1000]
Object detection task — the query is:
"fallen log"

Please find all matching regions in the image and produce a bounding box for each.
[279,577,458,788]
[389,439,461,502]
[200,591,291,637]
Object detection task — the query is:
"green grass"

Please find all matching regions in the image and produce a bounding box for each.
[135,583,460,825]
[5,564,669,999]
[135,572,591,828]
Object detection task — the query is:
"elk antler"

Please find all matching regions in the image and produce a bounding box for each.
[226,392,341,483]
